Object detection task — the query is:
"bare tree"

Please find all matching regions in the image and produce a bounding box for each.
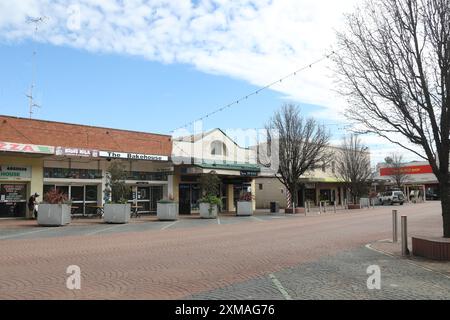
[385,153,410,189]
[333,0,450,237]
[266,104,331,209]
[335,135,373,204]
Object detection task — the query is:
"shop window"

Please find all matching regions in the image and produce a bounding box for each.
[211,141,227,156]
[71,186,84,202]
[126,171,169,181]
[44,168,102,179]
[85,185,98,201]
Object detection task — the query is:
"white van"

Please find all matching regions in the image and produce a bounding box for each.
[379,191,405,205]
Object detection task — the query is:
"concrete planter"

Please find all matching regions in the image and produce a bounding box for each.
[104,203,131,224]
[236,201,253,216]
[285,207,305,214]
[199,203,218,219]
[37,204,71,226]
[157,202,179,221]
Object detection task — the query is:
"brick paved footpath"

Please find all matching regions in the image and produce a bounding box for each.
[0,202,448,299]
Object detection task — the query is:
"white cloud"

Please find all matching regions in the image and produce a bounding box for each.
[0,0,357,111]
[4,0,424,158]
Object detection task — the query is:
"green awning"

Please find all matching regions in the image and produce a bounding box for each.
[195,162,260,172]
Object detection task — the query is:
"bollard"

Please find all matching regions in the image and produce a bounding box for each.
[319,201,322,214]
[334,202,337,213]
[401,215,409,256]
[392,210,398,243]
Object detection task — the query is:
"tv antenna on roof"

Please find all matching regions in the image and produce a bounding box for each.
[26,16,48,119]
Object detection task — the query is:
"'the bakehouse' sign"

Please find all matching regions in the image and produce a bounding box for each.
[99,151,168,162]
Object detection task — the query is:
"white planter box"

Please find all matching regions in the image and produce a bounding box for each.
[157,202,179,221]
[104,203,131,224]
[199,203,218,219]
[38,204,71,226]
[237,201,253,216]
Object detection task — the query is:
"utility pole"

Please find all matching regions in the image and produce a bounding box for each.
[26,16,47,119]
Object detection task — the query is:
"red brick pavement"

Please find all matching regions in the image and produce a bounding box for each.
[0,202,444,299]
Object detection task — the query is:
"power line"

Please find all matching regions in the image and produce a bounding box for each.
[169,52,336,134]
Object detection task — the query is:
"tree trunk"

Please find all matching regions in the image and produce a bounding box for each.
[439,181,450,238]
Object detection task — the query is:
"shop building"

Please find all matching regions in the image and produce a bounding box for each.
[0,115,172,218]
[0,141,53,218]
[172,129,259,214]
[375,161,439,200]
[253,145,357,209]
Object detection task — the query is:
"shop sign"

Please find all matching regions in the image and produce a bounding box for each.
[240,170,258,177]
[99,151,168,162]
[0,165,31,180]
[0,184,27,202]
[380,165,433,176]
[55,147,99,158]
[0,141,54,154]
[305,183,316,189]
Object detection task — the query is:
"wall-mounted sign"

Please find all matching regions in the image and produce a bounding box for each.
[0,184,27,202]
[55,147,99,158]
[240,170,258,177]
[380,165,433,176]
[99,151,168,162]
[0,141,54,155]
[0,165,32,180]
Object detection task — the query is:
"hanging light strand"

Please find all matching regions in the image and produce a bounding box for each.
[169,52,336,134]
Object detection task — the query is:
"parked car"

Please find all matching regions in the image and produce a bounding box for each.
[379,191,405,205]
[425,191,439,200]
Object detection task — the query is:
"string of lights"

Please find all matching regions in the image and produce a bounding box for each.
[169,52,336,134]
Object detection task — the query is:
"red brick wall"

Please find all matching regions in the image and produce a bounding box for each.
[0,115,172,156]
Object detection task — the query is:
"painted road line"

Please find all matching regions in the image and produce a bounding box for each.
[365,243,450,279]
[85,224,126,236]
[269,273,292,300]
[161,220,179,230]
[0,228,50,240]
[252,216,264,222]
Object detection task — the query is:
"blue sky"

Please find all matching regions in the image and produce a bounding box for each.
[0,0,416,164]
[0,41,335,136]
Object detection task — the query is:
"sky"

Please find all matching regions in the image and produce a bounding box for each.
[0,0,420,165]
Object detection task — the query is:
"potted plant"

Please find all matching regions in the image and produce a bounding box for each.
[157,194,178,221]
[103,162,131,224]
[38,189,71,226]
[236,192,254,216]
[199,171,221,219]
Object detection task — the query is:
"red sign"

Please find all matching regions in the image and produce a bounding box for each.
[0,141,54,154]
[380,165,433,176]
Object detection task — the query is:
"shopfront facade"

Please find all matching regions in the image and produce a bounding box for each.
[0,141,53,218]
[376,161,439,201]
[42,148,172,216]
[0,115,173,218]
[172,129,259,214]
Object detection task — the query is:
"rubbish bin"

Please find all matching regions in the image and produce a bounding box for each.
[270,202,279,213]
